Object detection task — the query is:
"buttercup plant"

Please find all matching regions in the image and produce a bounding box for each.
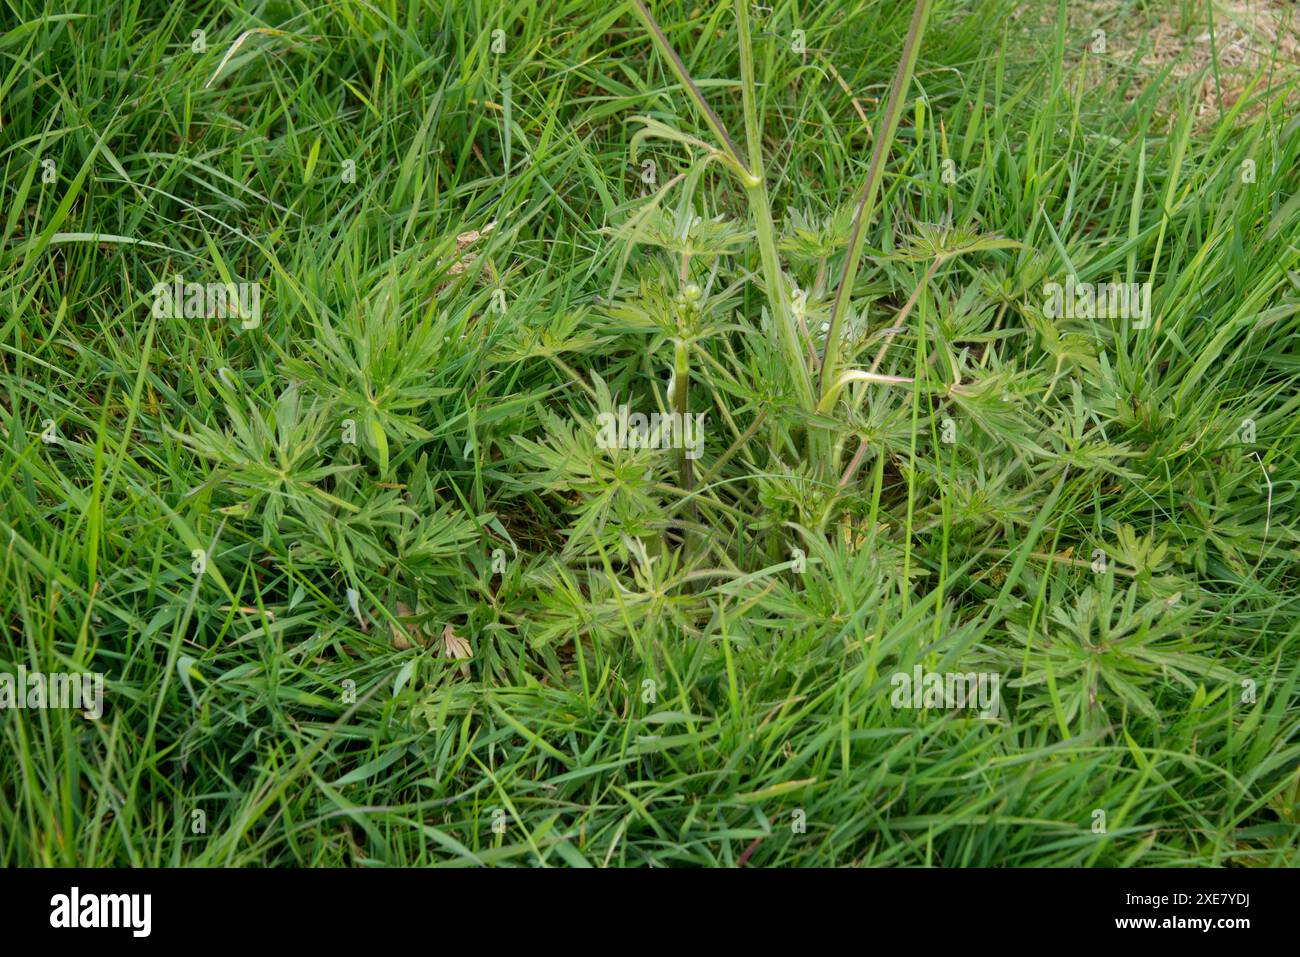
[628,0,931,444]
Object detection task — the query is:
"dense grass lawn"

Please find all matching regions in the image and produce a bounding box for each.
[1,0,1298,866]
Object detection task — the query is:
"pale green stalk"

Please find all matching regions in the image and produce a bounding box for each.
[735,1,816,412]
[818,0,934,398]
[628,0,814,412]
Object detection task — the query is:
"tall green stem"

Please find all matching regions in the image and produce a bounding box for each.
[735,2,815,413]
[818,0,934,399]
[629,0,934,478]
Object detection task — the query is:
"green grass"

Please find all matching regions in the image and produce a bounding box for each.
[1,0,1298,866]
